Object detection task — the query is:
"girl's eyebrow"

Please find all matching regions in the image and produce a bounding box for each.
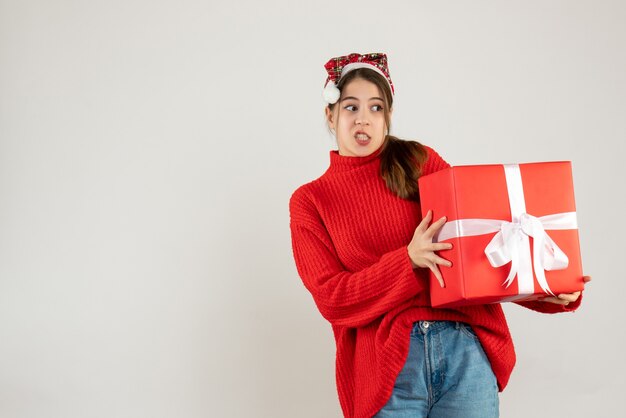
[340,96,384,102]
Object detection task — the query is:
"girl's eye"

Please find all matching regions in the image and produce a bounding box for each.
[344,104,384,111]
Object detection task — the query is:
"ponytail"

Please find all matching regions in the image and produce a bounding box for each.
[379,136,428,202]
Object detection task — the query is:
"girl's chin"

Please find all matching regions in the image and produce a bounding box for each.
[344,147,381,157]
[338,140,382,157]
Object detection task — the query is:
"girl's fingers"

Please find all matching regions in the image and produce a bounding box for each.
[557,292,580,302]
[430,263,445,288]
[431,242,453,251]
[424,260,444,288]
[539,296,570,305]
[415,210,432,233]
[432,254,452,268]
[422,210,432,224]
[426,215,447,236]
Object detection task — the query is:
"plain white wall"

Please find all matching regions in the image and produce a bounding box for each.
[1,0,624,417]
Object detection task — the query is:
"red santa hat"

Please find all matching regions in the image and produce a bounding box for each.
[322,52,395,104]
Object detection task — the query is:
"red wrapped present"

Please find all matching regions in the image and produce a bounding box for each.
[418,161,584,308]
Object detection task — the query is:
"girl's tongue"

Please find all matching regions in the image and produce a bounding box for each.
[355,133,371,145]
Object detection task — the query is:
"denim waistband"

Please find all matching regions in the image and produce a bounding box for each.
[410,320,465,337]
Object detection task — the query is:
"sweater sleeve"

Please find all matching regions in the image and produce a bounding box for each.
[513,291,584,314]
[289,190,425,328]
[422,145,451,175]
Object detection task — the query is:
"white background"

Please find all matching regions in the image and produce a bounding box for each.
[1,1,624,417]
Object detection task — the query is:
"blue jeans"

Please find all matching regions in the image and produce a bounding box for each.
[373,320,499,418]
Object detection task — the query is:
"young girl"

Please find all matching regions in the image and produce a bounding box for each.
[289,52,590,418]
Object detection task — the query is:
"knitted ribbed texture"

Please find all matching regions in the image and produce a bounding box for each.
[289,144,582,418]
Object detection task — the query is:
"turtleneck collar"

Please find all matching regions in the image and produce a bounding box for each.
[327,146,383,173]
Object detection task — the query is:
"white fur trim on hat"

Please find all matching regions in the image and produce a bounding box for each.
[341,62,394,95]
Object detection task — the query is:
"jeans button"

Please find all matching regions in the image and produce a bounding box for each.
[423,321,430,328]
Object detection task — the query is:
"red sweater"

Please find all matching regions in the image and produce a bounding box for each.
[289,144,583,418]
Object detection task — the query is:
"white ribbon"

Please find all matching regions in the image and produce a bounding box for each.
[433,164,578,297]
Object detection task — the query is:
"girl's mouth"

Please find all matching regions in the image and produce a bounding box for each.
[355,133,371,145]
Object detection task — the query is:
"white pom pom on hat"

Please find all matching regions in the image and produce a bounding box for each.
[322,52,395,104]
[322,81,341,104]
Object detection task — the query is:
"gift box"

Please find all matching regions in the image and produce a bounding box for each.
[417,161,584,308]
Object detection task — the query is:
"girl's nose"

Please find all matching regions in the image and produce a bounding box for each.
[356,116,370,125]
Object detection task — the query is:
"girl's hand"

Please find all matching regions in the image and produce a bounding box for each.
[537,275,592,305]
[407,210,453,288]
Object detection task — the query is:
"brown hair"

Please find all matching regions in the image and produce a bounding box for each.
[326,68,428,202]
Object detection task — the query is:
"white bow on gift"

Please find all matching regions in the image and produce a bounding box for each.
[434,164,579,298]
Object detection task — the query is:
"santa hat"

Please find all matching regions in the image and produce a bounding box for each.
[322,52,395,104]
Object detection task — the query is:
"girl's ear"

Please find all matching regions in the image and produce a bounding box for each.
[325,106,335,130]
[385,107,393,136]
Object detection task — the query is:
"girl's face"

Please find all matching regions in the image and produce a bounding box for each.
[325,78,392,157]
